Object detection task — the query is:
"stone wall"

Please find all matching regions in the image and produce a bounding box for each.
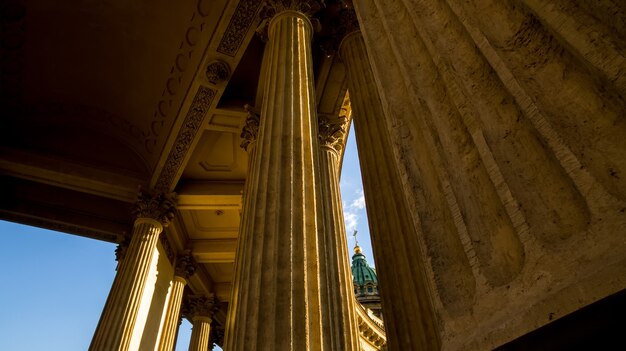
[353,0,626,349]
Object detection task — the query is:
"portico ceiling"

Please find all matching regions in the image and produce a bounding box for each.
[0,0,350,315]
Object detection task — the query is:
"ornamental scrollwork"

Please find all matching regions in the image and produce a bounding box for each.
[174,251,198,279]
[318,114,348,152]
[132,188,177,226]
[206,60,231,84]
[184,294,218,320]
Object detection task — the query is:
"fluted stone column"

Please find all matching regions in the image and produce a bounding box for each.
[317,113,361,350]
[339,27,441,350]
[90,190,176,351]
[158,253,197,351]
[224,1,327,349]
[186,295,215,351]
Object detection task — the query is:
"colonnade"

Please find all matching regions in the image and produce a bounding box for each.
[79,0,626,349]
[88,1,398,350]
[89,189,219,351]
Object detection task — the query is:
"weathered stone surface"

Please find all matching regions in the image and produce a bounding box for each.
[353,0,626,349]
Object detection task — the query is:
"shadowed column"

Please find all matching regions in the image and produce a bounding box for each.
[339,27,441,351]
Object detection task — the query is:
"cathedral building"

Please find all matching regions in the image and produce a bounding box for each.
[1,0,625,350]
[351,243,382,320]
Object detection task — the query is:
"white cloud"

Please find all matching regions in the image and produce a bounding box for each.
[350,190,365,210]
[343,189,366,234]
[344,210,358,233]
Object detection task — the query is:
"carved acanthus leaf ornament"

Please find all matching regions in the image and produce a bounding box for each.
[175,251,198,279]
[261,0,324,17]
[185,294,217,319]
[319,114,348,152]
[132,188,177,226]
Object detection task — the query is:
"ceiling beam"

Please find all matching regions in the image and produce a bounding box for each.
[177,180,243,210]
[191,238,237,263]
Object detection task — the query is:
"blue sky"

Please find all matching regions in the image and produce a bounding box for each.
[0,125,373,350]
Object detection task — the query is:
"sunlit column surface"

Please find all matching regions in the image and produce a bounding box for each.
[339,28,441,351]
[224,1,328,349]
[90,190,176,351]
[157,253,197,351]
[318,111,361,350]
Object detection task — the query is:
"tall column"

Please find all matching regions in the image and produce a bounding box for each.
[317,112,361,350]
[157,253,197,351]
[224,1,327,349]
[186,295,215,351]
[338,22,441,351]
[90,190,176,351]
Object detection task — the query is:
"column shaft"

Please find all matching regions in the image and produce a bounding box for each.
[225,8,325,350]
[318,118,360,350]
[157,277,186,351]
[90,218,164,351]
[339,32,441,350]
[188,317,211,351]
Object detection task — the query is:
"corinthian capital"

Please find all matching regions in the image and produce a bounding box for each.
[240,104,260,151]
[132,188,177,226]
[261,0,324,18]
[319,114,348,152]
[184,294,217,320]
[174,251,197,279]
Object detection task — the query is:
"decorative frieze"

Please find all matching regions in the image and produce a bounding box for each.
[206,60,231,84]
[154,86,216,191]
[217,0,263,56]
[132,188,177,226]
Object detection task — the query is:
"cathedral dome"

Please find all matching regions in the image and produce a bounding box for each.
[351,245,379,297]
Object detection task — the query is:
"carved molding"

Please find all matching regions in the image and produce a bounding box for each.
[206,60,231,84]
[262,0,324,17]
[154,86,216,191]
[146,0,213,154]
[132,188,177,226]
[240,104,260,151]
[174,251,198,279]
[318,113,348,152]
[184,294,217,320]
[217,0,263,57]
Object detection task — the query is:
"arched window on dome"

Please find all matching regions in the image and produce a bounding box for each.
[367,285,373,294]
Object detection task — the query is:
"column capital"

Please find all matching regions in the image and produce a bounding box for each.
[318,113,348,153]
[174,251,197,280]
[261,0,324,18]
[184,294,217,321]
[132,188,177,226]
[240,104,260,152]
[257,1,323,41]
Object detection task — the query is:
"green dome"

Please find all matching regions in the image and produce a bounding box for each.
[351,246,378,288]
